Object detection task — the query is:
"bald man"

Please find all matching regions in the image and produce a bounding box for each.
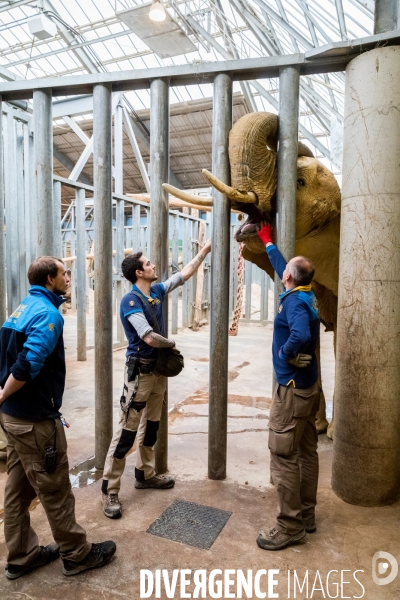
[256,223,320,551]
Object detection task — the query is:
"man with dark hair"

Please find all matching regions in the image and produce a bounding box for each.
[0,257,116,579]
[255,224,320,551]
[101,240,211,519]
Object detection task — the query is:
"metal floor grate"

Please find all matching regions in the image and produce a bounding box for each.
[147,499,232,549]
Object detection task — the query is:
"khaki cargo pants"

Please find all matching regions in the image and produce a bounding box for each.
[268,381,320,535]
[0,413,90,566]
[103,367,167,494]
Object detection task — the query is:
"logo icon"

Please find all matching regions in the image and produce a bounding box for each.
[372,551,398,586]
[48,323,55,331]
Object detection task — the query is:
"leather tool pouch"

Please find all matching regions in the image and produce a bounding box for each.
[131,292,184,378]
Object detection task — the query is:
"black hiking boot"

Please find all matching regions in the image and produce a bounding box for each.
[62,541,116,576]
[6,544,60,580]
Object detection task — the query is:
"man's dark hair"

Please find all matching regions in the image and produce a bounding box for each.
[28,256,63,287]
[289,256,315,286]
[121,252,144,284]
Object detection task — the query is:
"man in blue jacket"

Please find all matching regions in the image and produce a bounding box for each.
[256,224,320,551]
[0,256,116,579]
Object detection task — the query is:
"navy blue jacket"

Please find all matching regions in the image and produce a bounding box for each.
[120,283,166,359]
[0,286,66,420]
[267,245,319,388]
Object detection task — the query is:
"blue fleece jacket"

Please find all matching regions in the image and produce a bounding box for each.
[267,245,319,388]
[0,286,66,420]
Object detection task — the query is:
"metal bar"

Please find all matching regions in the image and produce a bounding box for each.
[16,121,26,300]
[53,180,62,258]
[93,82,113,470]
[374,0,398,33]
[171,212,179,335]
[0,96,5,323]
[34,89,54,255]
[334,0,348,39]
[5,112,19,312]
[181,217,189,329]
[23,125,32,267]
[132,203,140,249]
[274,65,300,305]
[76,188,87,361]
[115,100,125,343]
[261,269,269,321]
[149,78,169,475]
[208,72,232,481]
[3,40,394,99]
[70,204,76,312]
[28,127,36,260]
[245,261,252,320]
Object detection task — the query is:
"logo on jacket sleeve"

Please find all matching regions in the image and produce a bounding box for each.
[48,323,55,331]
[129,300,135,306]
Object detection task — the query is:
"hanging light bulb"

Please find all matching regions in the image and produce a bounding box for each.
[149,0,166,22]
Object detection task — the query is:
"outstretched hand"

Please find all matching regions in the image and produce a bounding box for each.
[257,223,273,245]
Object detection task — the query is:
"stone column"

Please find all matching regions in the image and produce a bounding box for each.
[332,46,400,506]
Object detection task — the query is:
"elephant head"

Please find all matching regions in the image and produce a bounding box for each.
[164,111,341,258]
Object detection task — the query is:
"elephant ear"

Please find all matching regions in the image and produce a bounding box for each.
[297,141,314,158]
[229,113,278,213]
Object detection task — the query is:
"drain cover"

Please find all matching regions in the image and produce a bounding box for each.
[147,499,232,549]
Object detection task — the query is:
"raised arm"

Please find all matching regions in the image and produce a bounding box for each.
[181,239,211,282]
[257,224,287,280]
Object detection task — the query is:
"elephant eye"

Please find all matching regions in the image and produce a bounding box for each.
[297,178,306,187]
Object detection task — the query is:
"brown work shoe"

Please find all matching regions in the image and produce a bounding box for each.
[102,493,122,519]
[256,527,306,551]
[6,543,60,580]
[135,474,175,489]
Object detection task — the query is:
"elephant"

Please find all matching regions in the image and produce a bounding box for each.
[164,112,341,438]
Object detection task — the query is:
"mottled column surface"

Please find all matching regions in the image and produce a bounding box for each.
[332,46,400,506]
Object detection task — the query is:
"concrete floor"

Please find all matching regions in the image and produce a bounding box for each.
[0,318,399,599]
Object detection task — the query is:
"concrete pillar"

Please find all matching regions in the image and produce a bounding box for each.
[149,78,169,475]
[93,83,113,470]
[208,72,232,480]
[76,188,86,362]
[0,97,6,324]
[332,46,400,506]
[33,89,53,256]
[374,0,398,33]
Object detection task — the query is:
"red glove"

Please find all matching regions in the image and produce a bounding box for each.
[257,223,273,245]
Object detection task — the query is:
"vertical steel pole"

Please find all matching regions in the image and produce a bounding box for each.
[133,203,140,250]
[23,125,32,269]
[181,217,189,328]
[29,128,37,261]
[33,89,54,256]
[93,83,113,470]
[70,204,76,311]
[171,212,179,334]
[115,99,125,342]
[53,180,62,259]
[273,65,300,392]
[245,261,252,321]
[374,0,398,33]
[0,97,6,323]
[208,73,232,480]
[76,188,87,362]
[16,122,26,300]
[150,78,169,475]
[5,113,19,312]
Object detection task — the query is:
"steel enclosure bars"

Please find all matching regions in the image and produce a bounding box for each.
[93,83,113,470]
[34,89,54,256]
[208,73,233,480]
[149,78,170,475]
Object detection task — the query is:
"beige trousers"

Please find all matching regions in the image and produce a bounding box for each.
[0,413,91,566]
[268,381,320,535]
[103,367,167,494]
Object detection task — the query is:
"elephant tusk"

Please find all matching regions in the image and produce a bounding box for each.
[201,170,258,204]
[162,183,213,207]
